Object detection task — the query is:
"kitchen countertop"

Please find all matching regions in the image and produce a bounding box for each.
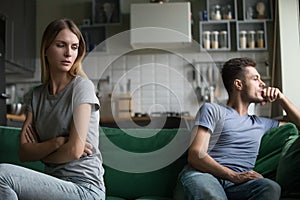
[100,115,195,122]
[100,116,195,129]
[6,114,26,121]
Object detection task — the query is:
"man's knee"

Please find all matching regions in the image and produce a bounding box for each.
[180,171,227,200]
[259,178,281,199]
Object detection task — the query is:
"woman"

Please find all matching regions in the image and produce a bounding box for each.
[0,18,105,199]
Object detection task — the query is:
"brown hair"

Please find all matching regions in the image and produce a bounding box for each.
[40,18,87,84]
[221,57,256,93]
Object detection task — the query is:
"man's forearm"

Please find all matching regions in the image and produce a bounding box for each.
[188,151,235,181]
[278,95,300,129]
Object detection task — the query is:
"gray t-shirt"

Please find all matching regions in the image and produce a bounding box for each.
[28,76,105,191]
[195,103,279,172]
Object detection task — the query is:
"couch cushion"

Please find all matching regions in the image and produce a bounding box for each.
[254,123,299,180]
[135,196,172,200]
[106,196,127,200]
[0,126,44,172]
[276,133,300,198]
[99,127,190,199]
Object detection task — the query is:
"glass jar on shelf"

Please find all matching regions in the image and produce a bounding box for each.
[247,30,256,48]
[219,31,228,48]
[239,30,247,49]
[211,31,219,49]
[202,31,211,49]
[256,30,264,48]
[211,5,221,20]
[222,4,232,20]
[246,6,254,20]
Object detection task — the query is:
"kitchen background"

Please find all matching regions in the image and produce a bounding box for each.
[1,0,299,126]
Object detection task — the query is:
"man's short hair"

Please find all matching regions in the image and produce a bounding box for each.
[221,57,256,93]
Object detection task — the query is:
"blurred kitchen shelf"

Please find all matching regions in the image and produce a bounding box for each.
[200,21,231,51]
[198,0,272,52]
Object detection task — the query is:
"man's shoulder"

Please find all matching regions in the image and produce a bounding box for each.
[201,102,226,112]
[197,102,227,120]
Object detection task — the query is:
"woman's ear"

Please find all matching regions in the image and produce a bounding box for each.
[233,79,243,91]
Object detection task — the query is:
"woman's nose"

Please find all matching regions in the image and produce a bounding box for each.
[64,47,71,57]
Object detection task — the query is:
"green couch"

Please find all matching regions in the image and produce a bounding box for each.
[0,124,299,199]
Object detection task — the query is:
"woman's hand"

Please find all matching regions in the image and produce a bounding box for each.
[81,142,93,157]
[24,124,38,143]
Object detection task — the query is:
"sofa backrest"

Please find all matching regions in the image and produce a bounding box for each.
[99,127,190,199]
[0,126,45,172]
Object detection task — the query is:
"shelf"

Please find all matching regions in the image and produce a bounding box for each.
[80,25,107,52]
[236,21,267,50]
[92,0,121,25]
[243,0,273,21]
[199,21,231,51]
[198,0,272,52]
[206,0,237,21]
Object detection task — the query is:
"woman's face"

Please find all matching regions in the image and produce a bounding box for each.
[45,28,79,74]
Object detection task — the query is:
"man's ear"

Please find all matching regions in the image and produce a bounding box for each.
[233,79,243,91]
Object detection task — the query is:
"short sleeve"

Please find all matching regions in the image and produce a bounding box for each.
[194,103,226,133]
[72,77,100,111]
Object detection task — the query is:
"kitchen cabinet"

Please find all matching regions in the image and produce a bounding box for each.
[130,2,192,49]
[0,0,36,76]
[199,0,272,51]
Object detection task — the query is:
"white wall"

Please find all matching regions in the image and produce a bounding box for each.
[278,0,300,110]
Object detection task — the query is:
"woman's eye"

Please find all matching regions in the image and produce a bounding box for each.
[72,45,79,50]
[56,43,65,48]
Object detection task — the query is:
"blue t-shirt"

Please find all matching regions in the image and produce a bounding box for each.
[195,103,279,172]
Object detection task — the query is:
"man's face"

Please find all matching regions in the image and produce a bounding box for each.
[241,66,266,103]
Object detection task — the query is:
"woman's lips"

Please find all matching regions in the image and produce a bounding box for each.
[61,60,71,65]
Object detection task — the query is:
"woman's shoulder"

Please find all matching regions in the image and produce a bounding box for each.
[74,76,94,87]
[72,76,96,93]
[32,83,47,94]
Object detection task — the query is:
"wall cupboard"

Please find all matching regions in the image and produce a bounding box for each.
[0,0,36,76]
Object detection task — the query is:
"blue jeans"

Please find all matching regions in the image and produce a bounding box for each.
[0,163,105,200]
[176,165,281,200]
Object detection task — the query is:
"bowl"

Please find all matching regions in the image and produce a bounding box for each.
[7,103,24,115]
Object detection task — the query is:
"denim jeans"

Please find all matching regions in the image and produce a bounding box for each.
[176,165,281,200]
[0,163,105,200]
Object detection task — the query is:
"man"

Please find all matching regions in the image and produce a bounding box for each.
[178,57,300,200]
